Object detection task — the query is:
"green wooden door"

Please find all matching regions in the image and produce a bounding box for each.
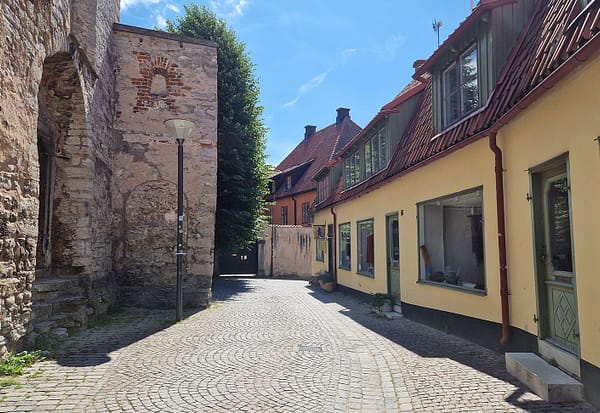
[533,163,579,354]
[386,214,400,303]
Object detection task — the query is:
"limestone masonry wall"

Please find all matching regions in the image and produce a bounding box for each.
[0,1,217,357]
[112,25,217,308]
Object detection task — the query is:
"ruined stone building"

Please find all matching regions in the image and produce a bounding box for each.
[0,1,218,356]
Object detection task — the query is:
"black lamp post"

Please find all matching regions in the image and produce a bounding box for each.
[164,118,195,322]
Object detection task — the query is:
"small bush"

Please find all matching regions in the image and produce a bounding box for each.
[0,351,46,376]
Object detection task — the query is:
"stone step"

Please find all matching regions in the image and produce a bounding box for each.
[52,294,86,313]
[506,352,584,402]
[33,319,58,334]
[31,302,53,321]
[33,277,80,293]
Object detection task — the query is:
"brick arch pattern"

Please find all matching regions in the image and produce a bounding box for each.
[131,52,185,113]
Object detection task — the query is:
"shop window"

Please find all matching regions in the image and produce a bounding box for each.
[418,187,485,291]
[357,219,374,277]
[339,223,351,270]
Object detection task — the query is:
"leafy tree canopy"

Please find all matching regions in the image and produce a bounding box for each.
[166,4,270,253]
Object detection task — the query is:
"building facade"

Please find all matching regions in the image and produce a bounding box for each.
[0,0,217,356]
[312,0,600,406]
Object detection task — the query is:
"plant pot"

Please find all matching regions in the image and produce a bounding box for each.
[322,281,336,292]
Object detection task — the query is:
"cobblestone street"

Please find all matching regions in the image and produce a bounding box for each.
[0,277,596,412]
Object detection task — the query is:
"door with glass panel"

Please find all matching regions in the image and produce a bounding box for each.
[532,160,579,355]
[386,214,400,304]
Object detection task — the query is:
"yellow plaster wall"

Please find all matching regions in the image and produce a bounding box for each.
[499,54,600,367]
[311,51,600,370]
[313,139,501,320]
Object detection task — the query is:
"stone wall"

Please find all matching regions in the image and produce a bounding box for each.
[0,0,120,356]
[112,25,218,308]
[0,1,217,357]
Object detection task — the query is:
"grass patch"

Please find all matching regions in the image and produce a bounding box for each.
[0,378,20,388]
[0,351,46,376]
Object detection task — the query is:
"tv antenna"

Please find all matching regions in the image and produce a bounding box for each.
[432,19,443,47]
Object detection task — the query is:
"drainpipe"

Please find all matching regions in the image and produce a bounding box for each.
[330,207,337,283]
[489,132,510,346]
[270,225,274,277]
[292,195,297,225]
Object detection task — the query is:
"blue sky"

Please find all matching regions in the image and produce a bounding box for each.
[120,1,474,165]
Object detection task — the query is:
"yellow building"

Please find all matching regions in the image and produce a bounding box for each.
[311,0,600,406]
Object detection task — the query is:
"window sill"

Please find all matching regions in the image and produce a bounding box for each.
[417,279,487,296]
[339,265,351,271]
[356,271,374,278]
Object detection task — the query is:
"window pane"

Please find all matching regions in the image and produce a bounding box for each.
[339,223,351,269]
[461,47,479,114]
[357,220,374,276]
[547,177,572,272]
[379,132,387,168]
[371,135,379,171]
[364,141,372,177]
[443,63,459,125]
[353,152,361,184]
[302,202,310,224]
[391,219,399,262]
[418,188,485,290]
[344,158,351,187]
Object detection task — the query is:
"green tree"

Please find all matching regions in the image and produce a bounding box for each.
[166,4,270,255]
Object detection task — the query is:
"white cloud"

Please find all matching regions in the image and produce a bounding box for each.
[284,71,328,108]
[373,34,406,60]
[155,14,167,29]
[165,3,180,13]
[209,0,250,18]
[120,0,161,11]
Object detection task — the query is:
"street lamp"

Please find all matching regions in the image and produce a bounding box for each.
[164,118,195,322]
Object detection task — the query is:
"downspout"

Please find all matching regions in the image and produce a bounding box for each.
[270,224,274,277]
[292,195,297,225]
[489,132,510,346]
[330,207,337,283]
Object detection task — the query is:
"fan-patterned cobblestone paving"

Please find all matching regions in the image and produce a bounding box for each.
[0,277,596,412]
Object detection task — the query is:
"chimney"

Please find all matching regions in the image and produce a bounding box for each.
[413,59,426,74]
[336,107,350,127]
[304,125,316,140]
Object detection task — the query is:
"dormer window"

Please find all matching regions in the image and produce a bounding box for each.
[285,175,292,191]
[442,44,479,127]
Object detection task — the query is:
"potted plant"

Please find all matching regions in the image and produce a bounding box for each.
[317,271,336,292]
[371,293,392,312]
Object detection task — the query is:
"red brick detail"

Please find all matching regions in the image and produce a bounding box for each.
[131,52,186,113]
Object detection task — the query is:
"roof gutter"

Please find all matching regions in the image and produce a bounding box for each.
[489,132,510,346]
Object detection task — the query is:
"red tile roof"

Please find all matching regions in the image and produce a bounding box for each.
[316,0,600,211]
[268,115,361,200]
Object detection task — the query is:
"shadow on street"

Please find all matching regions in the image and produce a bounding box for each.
[306,284,596,413]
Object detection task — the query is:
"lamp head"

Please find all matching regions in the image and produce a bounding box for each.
[164,119,195,140]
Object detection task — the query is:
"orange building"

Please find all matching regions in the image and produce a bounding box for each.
[266,108,361,225]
